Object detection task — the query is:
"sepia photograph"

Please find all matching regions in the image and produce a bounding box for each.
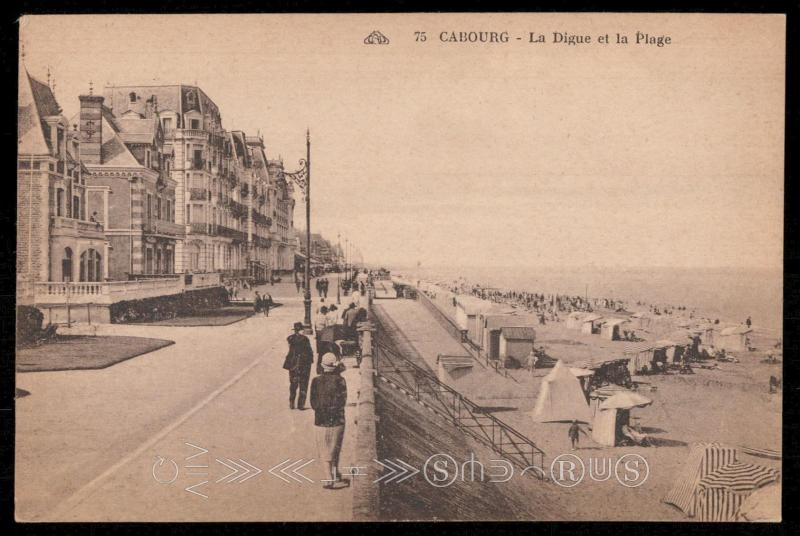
[15,12,784,522]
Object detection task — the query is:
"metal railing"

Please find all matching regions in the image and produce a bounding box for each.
[373,338,545,477]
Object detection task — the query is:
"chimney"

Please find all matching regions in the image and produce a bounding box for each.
[79,94,104,164]
[144,95,158,119]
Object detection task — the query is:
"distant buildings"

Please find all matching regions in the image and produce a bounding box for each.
[18,71,301,309]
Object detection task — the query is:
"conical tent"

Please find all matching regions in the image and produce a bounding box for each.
[530,360,593,423]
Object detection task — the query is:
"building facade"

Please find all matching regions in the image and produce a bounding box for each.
[103,84,297,279]
[17,67,107,303]
[77,92,182,280]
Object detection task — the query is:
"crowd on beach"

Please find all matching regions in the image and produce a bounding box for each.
[436,277,751,330]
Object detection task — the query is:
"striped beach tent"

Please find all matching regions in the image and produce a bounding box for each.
[663,442,738,517]
[697,462,780,521]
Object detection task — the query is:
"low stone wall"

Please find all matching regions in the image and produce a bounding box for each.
[352,296,380,521]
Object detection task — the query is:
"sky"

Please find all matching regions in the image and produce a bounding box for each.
[20,13,785,270]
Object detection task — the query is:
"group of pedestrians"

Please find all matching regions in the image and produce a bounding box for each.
[283,294,367,491]
[253,291,274,317]
[316,278,331,298]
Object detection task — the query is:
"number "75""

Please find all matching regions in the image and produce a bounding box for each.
[414,32,427,42]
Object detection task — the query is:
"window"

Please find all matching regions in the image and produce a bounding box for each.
[62,248,73,282]
[72,196,81,219]
[162,117,172,132]
[157,196,162,220]
[191,119,200,129]
[56,189,64,217]
[79,248,102,282]
[146,247,154,274]
[186,204,191,223]
[147,193,153,220]
[146,150,151,169]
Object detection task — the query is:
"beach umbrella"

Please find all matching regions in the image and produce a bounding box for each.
[599,391,653,410]
[699,462,780,493]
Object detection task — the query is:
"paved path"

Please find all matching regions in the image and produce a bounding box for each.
[15,282,362,521]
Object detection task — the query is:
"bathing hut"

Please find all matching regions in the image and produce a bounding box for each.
[480,313,538,360]
[590,388,653,447]
[581,313,604,335]
[566,311,586,330]
[499,326,537,367]
[716,326,753,352]
[600,318,629,340]
[624,342,656,375]
[454,295,496,343]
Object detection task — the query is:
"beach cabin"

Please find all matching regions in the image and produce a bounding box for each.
[624,342,656,375]
[581,313,604,335]
[590,388,653,447]
[530,361,593,423]
[454,295,495,343]
[691,323,716,347]
[600,318,629,341]
[654,339,684,364]
[630,311,652,330]
[565,311,587,330]
[474,305,517,348]
[480,313,538,359]
[499,326,537,367]
[716,326,753,352]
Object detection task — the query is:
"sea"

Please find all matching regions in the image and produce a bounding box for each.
[396,265,783,333]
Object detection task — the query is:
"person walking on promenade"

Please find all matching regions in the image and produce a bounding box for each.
[568,420,587,451]
[322,278,329,299]
[254,291,262,315]
[295,274,302,294]
[284,322,314,410]
[310,353,349,489]
[263,292,273,317]
[746,316,752,328]
[316,278,323,298]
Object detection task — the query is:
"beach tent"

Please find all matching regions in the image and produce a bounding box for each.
[696,462,780,521]
[566,311,587,330]
[480,313,537,360]
[600,318,629,340]
[663,442,739,518]
[590,389,652,446]
[530,360,593,423]
[624,342,656,375]
[581,313,604,335]
[737,482,781,522]
[499,326,536,365]
[716,326,753,352]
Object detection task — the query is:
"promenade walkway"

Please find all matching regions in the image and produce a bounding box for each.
[15,282,362,521]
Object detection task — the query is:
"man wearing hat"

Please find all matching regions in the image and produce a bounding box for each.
[309,352,348,489]
[284,322,315,410]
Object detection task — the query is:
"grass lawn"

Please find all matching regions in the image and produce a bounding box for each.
[16,335,175,372]
[137,305,262,327]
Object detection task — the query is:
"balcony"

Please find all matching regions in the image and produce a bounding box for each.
[142,219,185,238]
[191,159,206,171]
[181,129,209,140]
[190,187,210,201]
[189,222,211,235]
[217,225,247,242]
[50,216,104,240]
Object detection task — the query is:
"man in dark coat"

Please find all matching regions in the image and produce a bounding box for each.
[285,322,314,409]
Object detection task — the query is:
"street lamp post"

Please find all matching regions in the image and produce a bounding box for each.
[280,130,312,330]
[336,232,341,304]
[303,130,312,329]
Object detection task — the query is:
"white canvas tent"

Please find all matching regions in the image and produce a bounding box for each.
[530,360,593,423]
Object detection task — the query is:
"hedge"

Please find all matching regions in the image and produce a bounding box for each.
[17,305,44,346]
[110,286,230,324]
